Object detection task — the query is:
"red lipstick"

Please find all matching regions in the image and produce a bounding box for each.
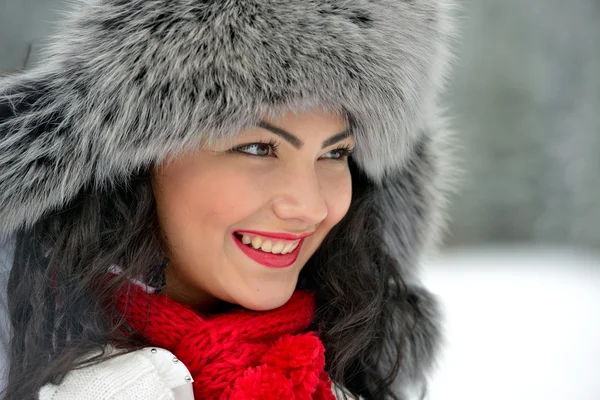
[232,233,304,268]
[235,230,314,240]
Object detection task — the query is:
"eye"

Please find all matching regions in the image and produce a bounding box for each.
[231,140,279,157]
[320,145,354,161]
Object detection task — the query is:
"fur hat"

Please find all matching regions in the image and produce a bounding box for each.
[0,0,456,392]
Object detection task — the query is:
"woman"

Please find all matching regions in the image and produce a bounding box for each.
[0,0,456,399]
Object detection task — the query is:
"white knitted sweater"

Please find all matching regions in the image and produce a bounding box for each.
[38,347,194,400]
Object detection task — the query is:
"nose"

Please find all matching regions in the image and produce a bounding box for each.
[271,167,328,225]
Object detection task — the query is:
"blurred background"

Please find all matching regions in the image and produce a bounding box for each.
[445,0,600,249]
[1,0,599,399]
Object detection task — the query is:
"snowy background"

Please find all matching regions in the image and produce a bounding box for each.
[2,0,600,399]
[423,247,600,400]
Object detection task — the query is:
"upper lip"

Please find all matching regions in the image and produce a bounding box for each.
[234,230,315,240]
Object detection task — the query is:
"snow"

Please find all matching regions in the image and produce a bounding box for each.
[422,246,600,400]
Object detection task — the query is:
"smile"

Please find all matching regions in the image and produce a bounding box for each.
[232,232,304,268]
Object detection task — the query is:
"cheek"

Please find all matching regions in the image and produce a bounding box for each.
[322,169,353,226]
[154,161,264,240]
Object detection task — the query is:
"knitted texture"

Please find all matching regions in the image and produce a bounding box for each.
[115,283,335,400]
[38,349,176,400]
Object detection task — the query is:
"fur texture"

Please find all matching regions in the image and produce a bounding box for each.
[0,0,456,396]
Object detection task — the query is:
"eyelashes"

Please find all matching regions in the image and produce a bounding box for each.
[327,144,353,160]
[229,139,279,157]
[230,139,354,161]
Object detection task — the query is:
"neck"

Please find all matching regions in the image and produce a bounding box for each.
[162,264,222,313]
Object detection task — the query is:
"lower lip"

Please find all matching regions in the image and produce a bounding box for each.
[232,234,303,268]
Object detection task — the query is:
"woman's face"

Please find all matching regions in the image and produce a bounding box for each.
[152,108,354,311]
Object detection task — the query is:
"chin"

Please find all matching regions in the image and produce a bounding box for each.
[234,287,296,312]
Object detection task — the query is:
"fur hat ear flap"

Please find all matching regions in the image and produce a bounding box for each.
[369,109,454,392]
[393,284,441,396]
[0,72,92,240]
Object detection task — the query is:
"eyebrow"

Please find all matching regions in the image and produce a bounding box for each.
[257,120,352,149]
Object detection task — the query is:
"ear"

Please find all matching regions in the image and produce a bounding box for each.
[0,71,91,239]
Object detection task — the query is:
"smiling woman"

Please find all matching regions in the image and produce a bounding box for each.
[154,109,355,311]
[0,1,457,399]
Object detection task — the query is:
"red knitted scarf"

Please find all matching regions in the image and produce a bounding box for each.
[115,282,336,400]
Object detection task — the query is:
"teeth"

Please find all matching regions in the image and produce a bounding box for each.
[271,242,284,254]
[238,233,300,255]
[260,240,273,252]
[281,243,294,254]
[251,236,262,249]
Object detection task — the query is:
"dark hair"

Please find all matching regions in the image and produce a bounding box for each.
[4,158,422,400]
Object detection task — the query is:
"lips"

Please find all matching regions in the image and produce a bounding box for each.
[232,233,303,268]
[236,230,314,240]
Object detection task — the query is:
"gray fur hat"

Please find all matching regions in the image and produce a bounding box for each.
[0,0,455,391]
